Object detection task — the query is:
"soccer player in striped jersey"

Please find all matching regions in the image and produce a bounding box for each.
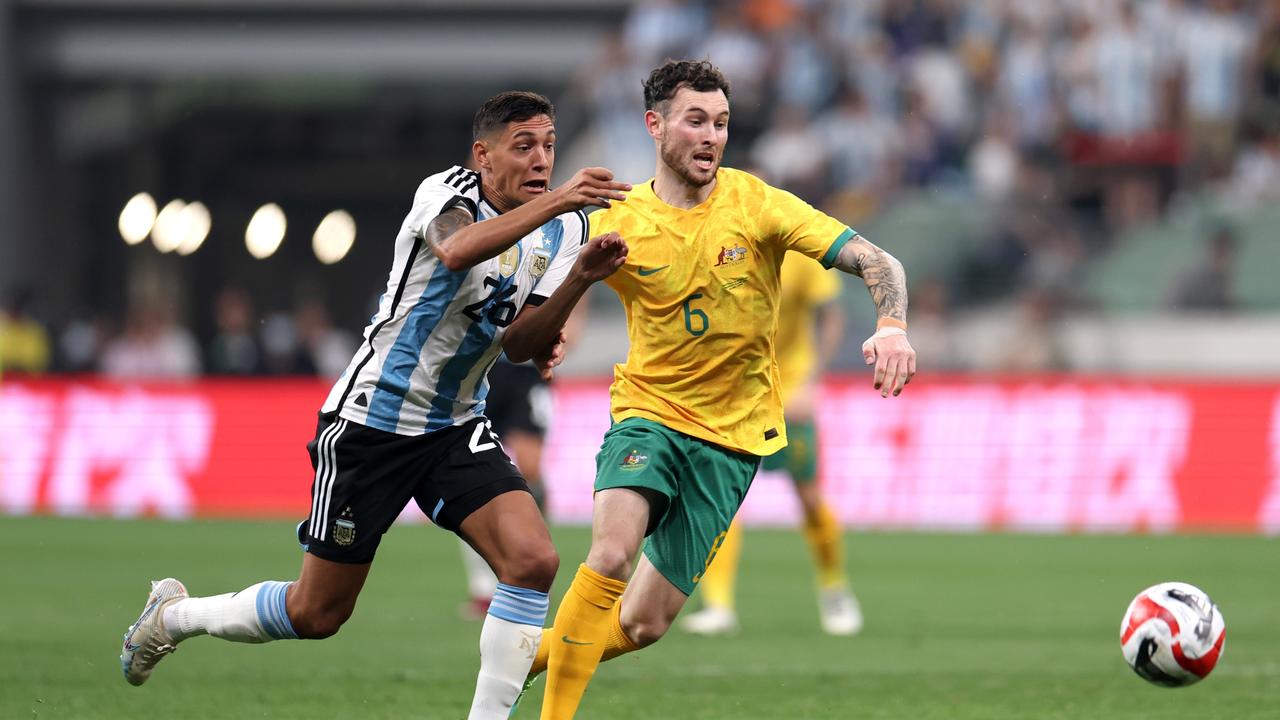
[525,60,916,719]
[118,91,630,720]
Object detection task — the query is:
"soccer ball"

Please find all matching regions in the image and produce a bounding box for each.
[1120,582,1226,687]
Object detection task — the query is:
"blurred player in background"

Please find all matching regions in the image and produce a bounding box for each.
[0,287,51,376]
[680,251,863,637]
[119,91,630,720]
[458,304,586,619]
[527,60,915,719]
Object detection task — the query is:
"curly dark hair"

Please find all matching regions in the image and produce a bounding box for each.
[642,59,731,114]
[472,91,555,141]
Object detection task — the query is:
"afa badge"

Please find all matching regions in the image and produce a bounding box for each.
[531,247,551,278]
[333,507,356,547]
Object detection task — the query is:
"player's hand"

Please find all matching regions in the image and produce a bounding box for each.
[532,330,568,381]
[553,167,631,211]
[574,232,629,282]
[861,328,916,398]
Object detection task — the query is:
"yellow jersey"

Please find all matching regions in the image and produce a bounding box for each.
[774,253,842,403]
[0,315,51,374]
[589,167,853,456]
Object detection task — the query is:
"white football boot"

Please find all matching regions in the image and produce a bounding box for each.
[679,606,739,636]
[818,586,864,636]
[121,578,188,686]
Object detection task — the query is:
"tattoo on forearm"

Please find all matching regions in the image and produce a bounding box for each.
[422,206,474,251]
[834,235,908,322]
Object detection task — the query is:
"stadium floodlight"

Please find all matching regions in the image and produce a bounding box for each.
[313,209,356,264]
[118,192,158,245]
[246,203,286,259]
[175,202,211,256]
[151,199,188,253]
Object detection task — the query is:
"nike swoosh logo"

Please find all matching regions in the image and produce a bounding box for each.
[637,265,669,276]
[561,635,594,646]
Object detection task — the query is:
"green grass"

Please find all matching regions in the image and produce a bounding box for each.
[2,517,1277,719]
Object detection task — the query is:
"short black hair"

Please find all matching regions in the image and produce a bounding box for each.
[643,59,731,113]
[472,91,555,141]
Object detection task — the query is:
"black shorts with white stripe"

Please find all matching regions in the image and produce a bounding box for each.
[299,412,528,564]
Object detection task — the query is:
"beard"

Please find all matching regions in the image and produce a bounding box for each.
[660,139,717,188]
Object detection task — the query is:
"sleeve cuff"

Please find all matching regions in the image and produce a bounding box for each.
[820,228,856,269]
[440,195,477,218]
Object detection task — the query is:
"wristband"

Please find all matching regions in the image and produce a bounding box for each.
[873,326,906,339]
[876,317,907,331]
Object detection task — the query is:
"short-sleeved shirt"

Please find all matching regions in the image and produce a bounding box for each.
[589,167,853,456]
[774,253,842,403]
[322,165,588,436]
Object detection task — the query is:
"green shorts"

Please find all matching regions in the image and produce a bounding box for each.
[595,417,759,595]
[760,420,817,483]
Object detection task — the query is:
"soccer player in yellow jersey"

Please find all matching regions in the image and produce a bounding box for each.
[680,251,863,637]
[530,60,916,719]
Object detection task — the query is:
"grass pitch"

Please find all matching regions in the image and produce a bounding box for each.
[2,517,1276,719]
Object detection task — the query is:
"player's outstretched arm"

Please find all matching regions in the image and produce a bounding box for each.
[502,232,628,376]
[426,167,630,271]
[831,234,917,397]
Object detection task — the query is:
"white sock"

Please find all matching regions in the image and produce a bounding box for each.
[163,581,298,643]
[466,583,549,720]
[460,540,499,600]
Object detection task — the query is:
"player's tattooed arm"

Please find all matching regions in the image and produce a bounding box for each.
[420,206,475,264]
[833,233,916,397]
[832,233,908,325]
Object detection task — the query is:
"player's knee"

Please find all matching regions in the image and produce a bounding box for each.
[622,614,670,648]
[288,602,354,640]
[796,485,822,516]
[585,544,633,580]
[502,543,559,591]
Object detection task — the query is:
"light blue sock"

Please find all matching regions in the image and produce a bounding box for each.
[168,580,297,643]
[487,583,550,627]
[468,583,550,718]
[255,581,298,640]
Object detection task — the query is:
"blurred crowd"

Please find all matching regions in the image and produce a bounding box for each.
[4,0,1279,378]
[1,284,357,380]
[583,0,1280,217]
[574,1,1277,296]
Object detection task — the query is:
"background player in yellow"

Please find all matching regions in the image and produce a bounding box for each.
[680,251,863,637]
[530,60,916,719]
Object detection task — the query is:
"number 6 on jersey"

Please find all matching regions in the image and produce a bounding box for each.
[682,294,709,337]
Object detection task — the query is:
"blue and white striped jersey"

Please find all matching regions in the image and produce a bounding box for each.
[321,166,589,436]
